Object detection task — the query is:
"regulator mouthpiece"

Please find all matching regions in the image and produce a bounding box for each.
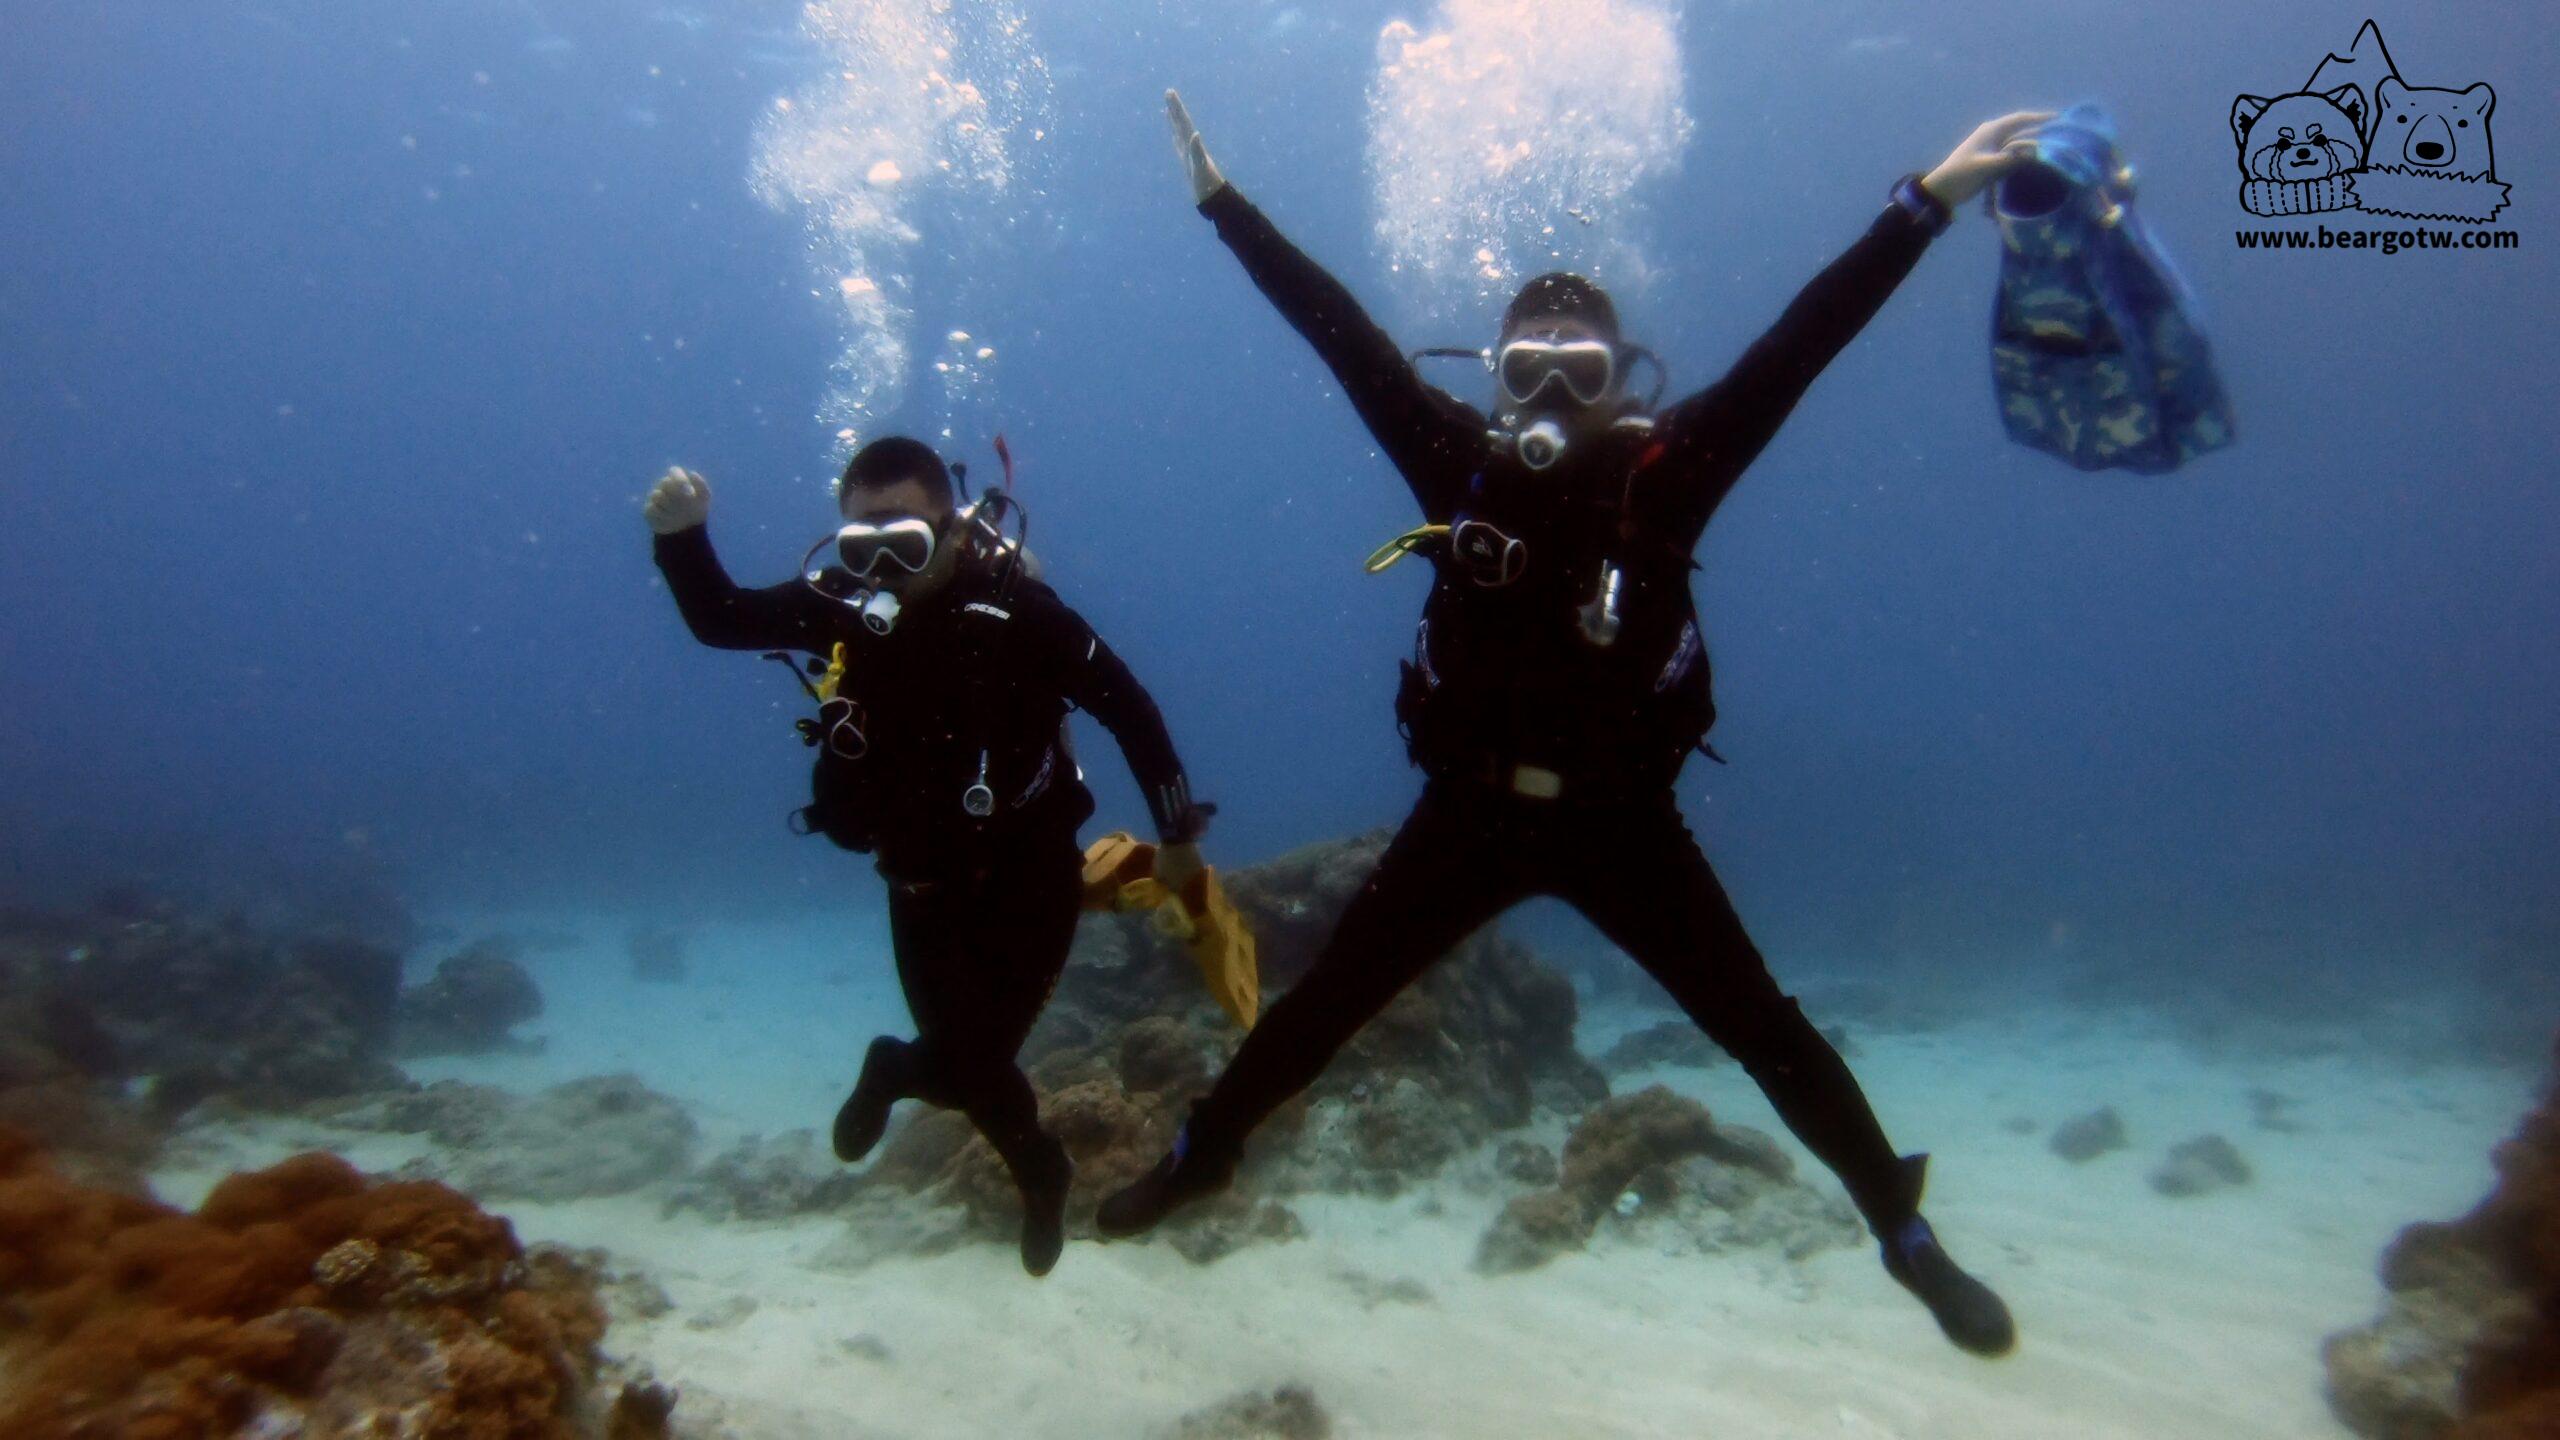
[859,589,902,636]
[1516,417,1569,471]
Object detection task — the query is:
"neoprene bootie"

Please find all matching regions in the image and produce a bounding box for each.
[831,1035,911,1163]
[1095,1125,1233,1238]
[1017,1136,1073,1278]
[1875,1155,2017,1357]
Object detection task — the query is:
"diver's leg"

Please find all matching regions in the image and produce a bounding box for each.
[921,846,1085,1277]
[1098,786,1525,1237]
[1560,800,2015,1357]
[832,885,950,1162]
[832,1034,919,1162]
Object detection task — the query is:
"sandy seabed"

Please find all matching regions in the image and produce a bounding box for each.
[154,913,2531,1440]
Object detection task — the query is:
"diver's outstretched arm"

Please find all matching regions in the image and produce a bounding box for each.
[1028,587,1208,848]
[1655,112,2052,524]
[646,468,838,654]
[1169,91,1483,504]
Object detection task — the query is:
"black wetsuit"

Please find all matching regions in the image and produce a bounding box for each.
[1181,184,1941,1234]
[655,525,1197,1192]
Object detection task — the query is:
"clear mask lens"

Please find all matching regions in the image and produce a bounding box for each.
[835,518,938,579]
[1498,339,1615,406]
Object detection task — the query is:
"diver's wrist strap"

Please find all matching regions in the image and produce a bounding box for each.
[1890,173,1952,235]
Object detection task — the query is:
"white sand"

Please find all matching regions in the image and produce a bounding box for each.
[154,913,2534,1440]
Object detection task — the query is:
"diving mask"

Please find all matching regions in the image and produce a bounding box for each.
[827,516,939,580]
[1497,337,1616,408]
[798,518,934,635]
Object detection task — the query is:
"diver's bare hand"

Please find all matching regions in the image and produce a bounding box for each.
[1921,111,2056,207]
[644,467,710,535]
[1165,89,1228,205]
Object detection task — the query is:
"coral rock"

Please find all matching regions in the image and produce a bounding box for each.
[0,939,158,1187]
[14,897,404,1112]
[2325,1032,2560,1439]
[845,829,1609,1265]
[396,938,545,1057]
[1165,1384,1332,1440]
[2051,1106,2130,1162]
[1474,1086,1852,1274]
[420,1075,698,1203]
[662,1129,858,1222]
[1599,1020,1727,1074]
[1493,1139,1559,1187]
[2150,1134,2252,1197]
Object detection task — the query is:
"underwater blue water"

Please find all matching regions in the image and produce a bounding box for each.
[2,0,2554,1008]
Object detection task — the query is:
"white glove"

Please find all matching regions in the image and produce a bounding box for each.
[1154,840,1207,897]
[1165,89,1228,205]
[644,467,711,535]
[1920,110,2056,208]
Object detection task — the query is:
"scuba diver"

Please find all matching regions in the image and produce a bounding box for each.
[1097,93,2053,1358]
[645,436,1215,1278]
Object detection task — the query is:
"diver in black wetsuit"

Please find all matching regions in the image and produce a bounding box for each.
[646,437,1214,1278]
[1098,94,2053,1357]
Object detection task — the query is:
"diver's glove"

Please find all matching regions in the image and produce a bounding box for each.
[1165,89,1228,205]
[644,466,711,535]
[1154,841,1207,896]
[1919,110,2057,208]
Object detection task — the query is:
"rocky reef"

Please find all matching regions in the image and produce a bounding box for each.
[1474,1085,1861,1274]
[1597,1020,1726,1075]
[664,1130,859,1222]
[0,919,157,1191]
[10,893,405,1114]
[2324,1032,2560,1439]
[844,1015,1304,1265]
[840,830,1608,1264]
[1163,1384,1332,1440]
[0,1128,671,1438]
[396,936,545,1057]
[321,1074,699,1204]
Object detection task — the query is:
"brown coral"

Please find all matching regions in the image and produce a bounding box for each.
[0,1130,616,1439]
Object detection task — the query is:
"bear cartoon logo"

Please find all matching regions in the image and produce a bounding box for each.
[2232,88,2365,183]
[2230,20,2511,223]
[2370,78,2494,175]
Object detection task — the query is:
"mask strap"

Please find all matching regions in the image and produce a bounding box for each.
[1619,344,1668,411]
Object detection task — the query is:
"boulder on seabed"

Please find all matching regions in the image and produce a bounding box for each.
[394,938,543,1057]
